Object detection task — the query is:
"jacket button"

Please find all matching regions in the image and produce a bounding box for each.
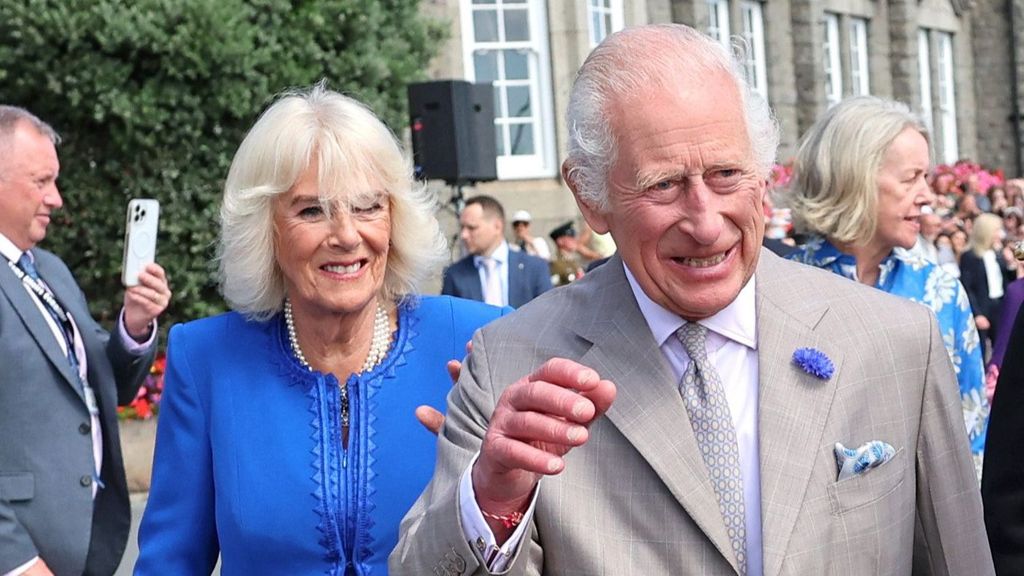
[79,422,91,434]
[80,475,92,487]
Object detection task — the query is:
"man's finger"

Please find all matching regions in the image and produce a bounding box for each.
[530,357,602,394]
[492,409,589,447]
[504,378,598,424]
[415,406,445,435]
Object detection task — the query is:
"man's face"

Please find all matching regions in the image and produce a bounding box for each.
[555,234,578,252]
[573,70,766,321]
[459,203,503,256]
[0,123,62,251]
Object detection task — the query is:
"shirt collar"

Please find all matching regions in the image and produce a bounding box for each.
[623,261,757,350]
[474,240,509,268]
[0,233,25,265]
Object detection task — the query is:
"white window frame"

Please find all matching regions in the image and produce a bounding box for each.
[739,1,768,100]
[460,0,558,179]
[917,29,934,134]
[587,0,624,48]
[823,13,843,107]
[936,31,959,163]
[849,17,869,96]
[706,0,731,51]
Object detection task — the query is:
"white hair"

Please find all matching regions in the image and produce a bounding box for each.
[218,83,447,321]
[564,24,780,210]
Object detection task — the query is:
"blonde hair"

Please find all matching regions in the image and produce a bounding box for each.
[787,96,929,245]
[217,83,447,321]
[970,213,1003,256]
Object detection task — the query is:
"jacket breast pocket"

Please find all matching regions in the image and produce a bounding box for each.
[827,447,906,516]
[0,473,34,502]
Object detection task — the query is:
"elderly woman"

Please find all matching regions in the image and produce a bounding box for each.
[786,96,988,475]
[135,86,506,574]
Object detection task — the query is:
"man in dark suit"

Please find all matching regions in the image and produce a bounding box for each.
[983,304,1024,575]
[0,106,171,575]
[442,195,551,308]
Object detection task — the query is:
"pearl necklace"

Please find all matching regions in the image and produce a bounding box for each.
[283,299,393,374]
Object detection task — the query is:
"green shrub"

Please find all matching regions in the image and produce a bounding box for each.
[0,0,445,331]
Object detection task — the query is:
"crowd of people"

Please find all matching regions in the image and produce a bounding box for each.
[3,21,1024,576]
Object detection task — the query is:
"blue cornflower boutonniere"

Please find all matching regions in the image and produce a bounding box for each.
[792,347,834,380]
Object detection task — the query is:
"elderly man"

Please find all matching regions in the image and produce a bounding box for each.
[0,106,170,576]
[393,24,991,576]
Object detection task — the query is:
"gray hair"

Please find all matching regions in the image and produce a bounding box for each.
[217,83,447,321]
[787,96,929,245]
[0,106,60,178]
[564,24,779,211]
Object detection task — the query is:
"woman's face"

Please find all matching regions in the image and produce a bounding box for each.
[273,160,391,317]
[872,128,934,251]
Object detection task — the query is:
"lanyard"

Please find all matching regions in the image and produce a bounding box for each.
[6,258,72,326]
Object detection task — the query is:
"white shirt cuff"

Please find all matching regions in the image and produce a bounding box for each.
[458,453,539,572]
[118,308,157,351]
[4,556,38,576]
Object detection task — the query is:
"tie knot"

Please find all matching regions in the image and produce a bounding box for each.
[17,253,39,280]
[676,322,709,362]
[482,257,498,271]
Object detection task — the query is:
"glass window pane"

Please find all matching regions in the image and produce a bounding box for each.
[474,51,498,83]
[495,125,505,156]
[504,0,527,3]
[472,0,494,4]
[591,12,602,45]
[509,123,534,155]
[493,86,504,117]
[504,50,528,80]
[507,86,532,117]
[473,10,499,42]
[504,9,529,42]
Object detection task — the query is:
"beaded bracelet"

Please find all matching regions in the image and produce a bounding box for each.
[480,509,525,529]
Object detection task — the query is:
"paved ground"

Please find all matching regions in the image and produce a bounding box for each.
[115,493,221,575]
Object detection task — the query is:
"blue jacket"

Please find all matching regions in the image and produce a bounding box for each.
[441,249,551,308]
[136,296,506,575]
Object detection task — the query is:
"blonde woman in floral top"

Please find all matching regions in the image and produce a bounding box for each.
[786,96,988,478]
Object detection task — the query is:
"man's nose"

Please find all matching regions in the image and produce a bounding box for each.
[678,181,723,246]
[45,184,63,209]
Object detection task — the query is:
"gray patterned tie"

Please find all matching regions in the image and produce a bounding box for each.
[676,322,747,575]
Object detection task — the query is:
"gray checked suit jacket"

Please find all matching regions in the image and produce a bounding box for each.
[391,250,993,576]
[0,248,153,575]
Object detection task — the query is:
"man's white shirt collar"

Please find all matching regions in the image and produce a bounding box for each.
[0,233,26,265]
[474,240,510,268]
[623,261,757,350]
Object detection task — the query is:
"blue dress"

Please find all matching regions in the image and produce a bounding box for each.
[788,237,989,476]
[135,296,506,575]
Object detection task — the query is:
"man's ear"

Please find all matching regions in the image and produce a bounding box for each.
[562,161,610,234]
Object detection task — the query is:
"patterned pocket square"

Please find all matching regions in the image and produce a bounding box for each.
[834,441,896,481]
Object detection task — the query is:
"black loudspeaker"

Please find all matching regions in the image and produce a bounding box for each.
[408,80,497,184]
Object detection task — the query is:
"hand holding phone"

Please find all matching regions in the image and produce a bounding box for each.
[122,199,160,287]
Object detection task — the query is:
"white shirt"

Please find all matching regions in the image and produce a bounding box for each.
[982,249,1005,300]
[459,261,764,575]
[473,241,511,306]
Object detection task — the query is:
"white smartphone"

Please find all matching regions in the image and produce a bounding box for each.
[122,199,160,287]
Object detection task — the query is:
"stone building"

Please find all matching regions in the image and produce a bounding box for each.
[417,0,1022,259]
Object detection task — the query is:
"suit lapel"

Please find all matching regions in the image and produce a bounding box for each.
[506,251,526,307]
[0,252,84,397]
[754,253,844,576]
[457,258,483,302]
[574,258,741,573]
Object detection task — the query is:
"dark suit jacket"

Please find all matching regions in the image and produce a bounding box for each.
[983,306,1024,575]
[441,248,551,308]
[959,250,1013,329]
[0,248,153,575]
